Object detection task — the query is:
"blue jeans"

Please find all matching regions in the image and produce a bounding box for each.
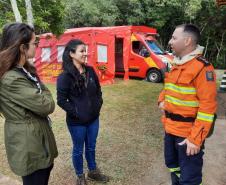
[164,133,203,185]
[67,118,99,176]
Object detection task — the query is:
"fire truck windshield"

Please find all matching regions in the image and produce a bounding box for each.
[146,40,165,55]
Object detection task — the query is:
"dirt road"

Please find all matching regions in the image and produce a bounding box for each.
[0,174,21,185]
[1,91,225,185]
[142,118,226,185]
[203,119,226,185]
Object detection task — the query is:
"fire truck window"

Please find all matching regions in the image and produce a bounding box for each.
[132,41,140,54]
[41,47,51,62]
[97,44,107,63]
[139,45,149,57]
[57,46,65,62]
[132,41,149,57]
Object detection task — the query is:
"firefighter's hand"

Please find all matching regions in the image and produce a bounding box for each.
[178,139,200,156]
[158,101,165,113]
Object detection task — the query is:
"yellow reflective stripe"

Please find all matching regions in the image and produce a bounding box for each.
[169,167,180,172]
[165,83,196,94]
[175,172,181,178]
[169,167,180,178]
[169,167,181,177]
[197,112,214,122]
[165,95,199,107]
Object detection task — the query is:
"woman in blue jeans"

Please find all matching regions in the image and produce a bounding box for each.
[57,39,109,185]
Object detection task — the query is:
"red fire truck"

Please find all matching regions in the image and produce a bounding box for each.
[35,26,172,84]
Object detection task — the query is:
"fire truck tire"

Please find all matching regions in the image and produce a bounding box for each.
[146,69,162,83]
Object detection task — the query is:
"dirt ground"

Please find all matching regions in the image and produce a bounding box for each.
[0,174,21,185]
[217,92,226,119]
[141,118,226,185]
[0,93,226,185]
[1,122,225,185]
[142,93,226,185]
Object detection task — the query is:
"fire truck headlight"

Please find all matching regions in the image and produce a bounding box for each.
[161,57,169,64]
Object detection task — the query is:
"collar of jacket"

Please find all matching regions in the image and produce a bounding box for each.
[172,45,204,66]
[15,67,42,94]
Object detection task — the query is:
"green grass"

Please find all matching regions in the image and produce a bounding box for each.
[0,79,164,185]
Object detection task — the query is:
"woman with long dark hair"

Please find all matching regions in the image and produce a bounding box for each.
[57,39,109,185]
[0,22,58,185]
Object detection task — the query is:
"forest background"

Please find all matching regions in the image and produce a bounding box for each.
[1,0,226,68]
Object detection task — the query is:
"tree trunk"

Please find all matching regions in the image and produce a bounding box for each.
[216,31,226,60]
[25,0,34,27]
[10,0,22,22]
[200,22,208,33]
[204,35,209,57]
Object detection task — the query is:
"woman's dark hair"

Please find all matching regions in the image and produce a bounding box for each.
[0,22,36,78]
[62,39,86,93]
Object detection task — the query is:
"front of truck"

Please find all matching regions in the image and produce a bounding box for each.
[145,38,173,72]
[140,34,173,82]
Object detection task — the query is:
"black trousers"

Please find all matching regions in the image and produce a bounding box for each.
[22,164,53,185]
[164,133,203,185]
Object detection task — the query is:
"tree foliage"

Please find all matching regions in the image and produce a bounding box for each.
[0,0,65,35]
[0,0,15,31]
[1,0,225,68]
[64,0,226,68]
[195,0,226,68]
[63,0,119,27]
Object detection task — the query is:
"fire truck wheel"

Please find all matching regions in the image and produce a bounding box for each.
[146,69,162,83]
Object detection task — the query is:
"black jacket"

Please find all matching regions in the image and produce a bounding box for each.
[57,66,103,125]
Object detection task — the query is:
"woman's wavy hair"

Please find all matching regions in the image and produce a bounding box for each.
[0,22,36,78]
[62,39,86,93]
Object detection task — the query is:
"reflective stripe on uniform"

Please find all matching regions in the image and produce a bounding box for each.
[165,83,196,94]
[169,167,180,172]
[168,167,181,177]
[175,172,181,178]
[165,95,199,107]
[197,112,214,122]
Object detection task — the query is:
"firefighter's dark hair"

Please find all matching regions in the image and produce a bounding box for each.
[177,24,201,44]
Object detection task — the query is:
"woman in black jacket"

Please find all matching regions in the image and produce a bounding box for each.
[57,39,109,185]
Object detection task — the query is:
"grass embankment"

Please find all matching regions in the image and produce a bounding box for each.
[0,79,164,185]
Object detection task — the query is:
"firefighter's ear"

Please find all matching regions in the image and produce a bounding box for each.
[184,36,192,46]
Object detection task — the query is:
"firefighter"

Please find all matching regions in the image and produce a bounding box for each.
[158,24,217,185]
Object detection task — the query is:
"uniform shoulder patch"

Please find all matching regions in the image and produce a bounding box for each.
[196,56,210,66]
[206,71,214,81]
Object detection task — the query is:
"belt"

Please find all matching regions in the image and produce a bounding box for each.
[165,111,196,122]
